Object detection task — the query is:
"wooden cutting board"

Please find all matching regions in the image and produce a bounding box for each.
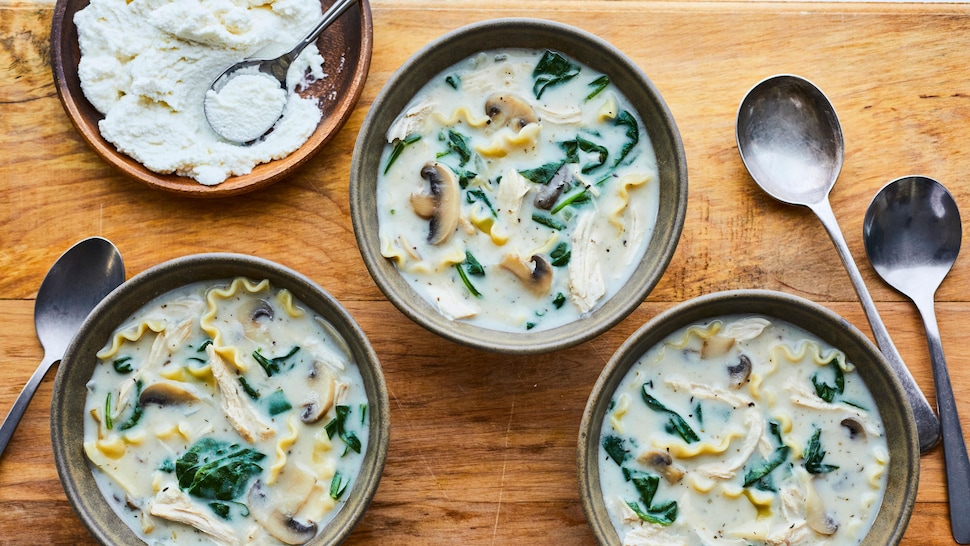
[2,0,970,543]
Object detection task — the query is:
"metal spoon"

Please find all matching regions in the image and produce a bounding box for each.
[203,0,358,142]
[864,175,969,543]
[0,237,125,458]
[736,74,941,452]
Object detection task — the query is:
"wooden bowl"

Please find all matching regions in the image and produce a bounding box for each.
[578,289,919,545]
[350,18,688,354]
[50,0,373,197]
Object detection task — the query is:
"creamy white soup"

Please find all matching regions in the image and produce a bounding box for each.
[83,278,368,545]
[599,315,889,546]
[376,48,660,332]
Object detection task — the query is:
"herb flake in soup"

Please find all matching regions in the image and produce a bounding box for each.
[83,278,368,545]
[599,315,889,546]
[377,49,660,332]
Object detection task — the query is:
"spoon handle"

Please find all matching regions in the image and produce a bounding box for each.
[916,297,970,543]
[284,0,359,65]
[0,353,58,458]
[809,199,941,452]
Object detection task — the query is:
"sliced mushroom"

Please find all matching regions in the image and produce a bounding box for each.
[249,299,274,322]
[805,476,839,535]
[300,362,336,424]
[485,93,538,132]
[139,381,200,407]
[841,417,866,440]
[533,164,572,210]
[727,354,752,389]
[410,162,460,245]
[637,449,685,484]
[249,479,318,545]
[701,334,735,359]
[499,254,553,295]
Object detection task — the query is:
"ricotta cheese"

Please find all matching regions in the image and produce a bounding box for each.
[205,72,288,143]
[75,0,327,185]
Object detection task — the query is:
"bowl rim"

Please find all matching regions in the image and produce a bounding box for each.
[50,252,390,545]
[577,289,920,545]
[49,0,373,198]
[350,17,688,354]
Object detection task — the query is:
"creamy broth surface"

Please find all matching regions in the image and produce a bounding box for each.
[377,49,660,332]
[599,315,889,546]
[83,278,368,545]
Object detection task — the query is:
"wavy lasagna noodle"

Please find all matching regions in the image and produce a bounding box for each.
[599,315,889,546]
[83,278,368,545]
[376,49,661,332]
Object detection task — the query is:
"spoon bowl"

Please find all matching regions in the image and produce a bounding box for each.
[736,74,844,205]
[0,237,124,458]
[864,175,969,543]
[204,0,359,142]
[736,74,940,452]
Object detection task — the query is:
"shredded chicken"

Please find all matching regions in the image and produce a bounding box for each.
[150,485,237,545]
[496,168,531,218]
[568,212,606,313]
[386,99,434,142]
[424,284,479,320]
[208,345,275,443]
[696,410,765,480]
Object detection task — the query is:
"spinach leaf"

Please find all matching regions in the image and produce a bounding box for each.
[562,136,608,173]
[812,359,845,403]
[104,393,114,430]
[209,502,231,520]
[532,213,565,231]
[445,74,460,90]
[552,292,566,309]
[457,169,478,189]
[550,187,591,214]
[118,380,144,431]
[444,130,472,166]
[330,471,349,500]
[803,428,839,474]
[463,252,485,276]
[176,438,265,501]
[743,447,790,488]
[466,189,496,216]
[602,434,628,466]
[266,389,292,416]
[641,386,699,443]
[743,421,791,490]
[325,405,362,455]
[585,75,610,101]
[550,242,571,267]
[532,50,580,99]
[456,252,484,298]
[383,133,421,174]
[238,377,260,400]
[112,356,133,374]
[519,161,566,185]
[612,110,640,167]
[252,346,300,377]
[625,473,678,526]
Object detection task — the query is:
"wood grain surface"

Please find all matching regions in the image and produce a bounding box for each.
[3,0,970,544]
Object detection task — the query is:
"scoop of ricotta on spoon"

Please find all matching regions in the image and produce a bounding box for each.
[205,72,288,143]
